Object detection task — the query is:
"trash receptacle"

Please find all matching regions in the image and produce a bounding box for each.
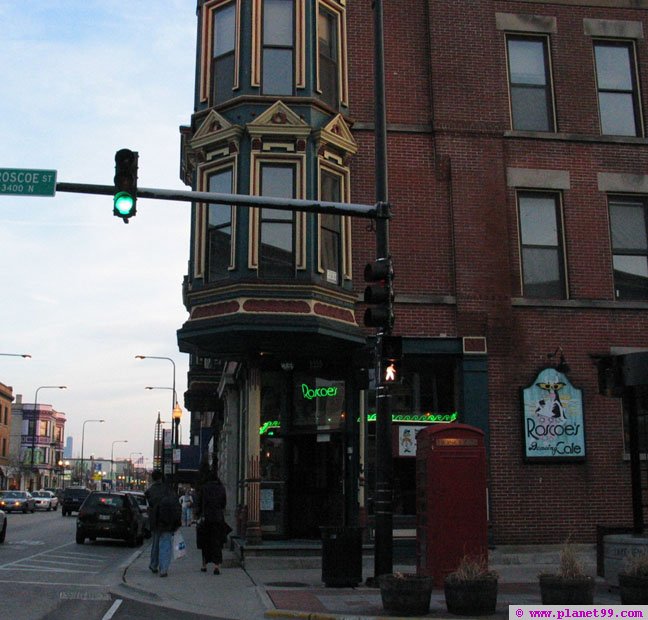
[321,526,363,587]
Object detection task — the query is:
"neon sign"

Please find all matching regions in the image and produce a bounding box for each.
[259,420,280,435]
[301,383,340,400]
[260,411,459,434]
[366,411,459,424]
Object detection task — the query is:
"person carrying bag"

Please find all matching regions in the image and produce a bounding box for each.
[196,471,230,574]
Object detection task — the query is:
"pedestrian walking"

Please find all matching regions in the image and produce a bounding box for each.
[180,487,193,526]
[145,470,181,577]
[196,471,229,575]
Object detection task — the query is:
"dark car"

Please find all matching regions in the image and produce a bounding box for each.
[61,487,90,516]
[0,509,6,543]
[0,490,36,513]
[126,491,150,538]
[76,491,144,546]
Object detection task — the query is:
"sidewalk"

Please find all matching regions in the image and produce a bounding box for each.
[113,526,622,620]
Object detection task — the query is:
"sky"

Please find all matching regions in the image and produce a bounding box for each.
[0,2,197,467]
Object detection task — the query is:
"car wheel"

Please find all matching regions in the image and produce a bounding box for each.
[31,508,35,513]
[76,531,85,544]
[23,508,27,514]
[0,520,6,543]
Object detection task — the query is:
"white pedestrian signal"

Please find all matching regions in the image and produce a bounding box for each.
[385,363,396,382]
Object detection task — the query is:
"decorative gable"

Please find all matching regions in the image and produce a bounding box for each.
[247,101,312,141]
[191,110,243,151]
[315,114,357,156]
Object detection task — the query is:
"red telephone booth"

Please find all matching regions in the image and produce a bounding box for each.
[416,424,488,587]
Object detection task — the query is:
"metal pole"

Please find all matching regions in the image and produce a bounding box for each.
[55,183,379,219]
[373,0,393,579]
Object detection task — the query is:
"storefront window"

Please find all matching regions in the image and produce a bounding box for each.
[293,375,345,428]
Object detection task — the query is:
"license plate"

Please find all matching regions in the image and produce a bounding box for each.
[99,514,110,521]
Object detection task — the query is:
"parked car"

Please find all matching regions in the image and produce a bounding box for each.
[61,487,90,516]
[76,491,144,546]
[126,491,150,538]
[32,490,59,511]
[0,509,6,543]
[0,490,36,513]
[45,487,64,503]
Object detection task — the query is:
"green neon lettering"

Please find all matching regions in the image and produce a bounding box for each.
[259,420,280,435]
[301,383,339,400]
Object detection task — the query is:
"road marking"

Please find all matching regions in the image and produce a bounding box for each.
[60,591,111,601]
[102,599,123,620]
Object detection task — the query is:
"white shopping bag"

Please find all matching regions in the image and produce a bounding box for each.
[173,530,187,560]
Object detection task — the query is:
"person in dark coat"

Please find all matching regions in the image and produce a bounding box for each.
[196,471,228,574]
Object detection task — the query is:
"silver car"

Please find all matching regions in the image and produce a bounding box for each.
[32,490,59,511]
[0,490,36,513]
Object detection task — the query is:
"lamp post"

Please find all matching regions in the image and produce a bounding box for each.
[129,452,143,489]
[135,355,176,413]
[111,440,128,489]
[0,352,31,358]
[30,385,67,490]
[58,459,70,488]
[80,419,104,486]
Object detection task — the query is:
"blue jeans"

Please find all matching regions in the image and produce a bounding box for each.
[182,506,193,526]
[149,530,173,575]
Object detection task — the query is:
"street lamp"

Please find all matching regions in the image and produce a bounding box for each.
[135,355,176,413]
[111,440,128,489]
[58,459,70,488]
[0,352,31,358]
[30,385,67,490]
[81,419,105,486]
[129,452,143,488]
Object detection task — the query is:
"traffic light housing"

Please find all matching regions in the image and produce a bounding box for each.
[113,148,138,223]
[363,257,394,330]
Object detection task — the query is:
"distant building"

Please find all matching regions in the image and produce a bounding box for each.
[0,382,14,489]
[11,394,66,491]
[64,436,73,459]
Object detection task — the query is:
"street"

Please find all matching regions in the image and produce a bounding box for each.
[0,510,216,620]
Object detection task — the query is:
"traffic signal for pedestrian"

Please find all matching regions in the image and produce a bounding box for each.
[381,335,402,384]
[113,149,138,223]
[363,257,394,330]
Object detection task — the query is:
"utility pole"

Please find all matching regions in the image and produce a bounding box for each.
[372,0,394,580]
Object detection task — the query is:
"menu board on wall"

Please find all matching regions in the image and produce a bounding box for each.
[522,368,585,462]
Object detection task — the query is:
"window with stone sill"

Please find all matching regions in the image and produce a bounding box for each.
[517,191,567,299]
[594,40,643,137]
[609,196,648,301]
[506,34,555,132]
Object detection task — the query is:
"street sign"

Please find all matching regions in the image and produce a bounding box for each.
[0,168,57,197]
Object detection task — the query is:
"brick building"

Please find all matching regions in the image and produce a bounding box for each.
[178,0,648,545]
[0,382,14,489]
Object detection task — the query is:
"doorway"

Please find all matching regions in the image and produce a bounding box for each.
[288,432,344,538]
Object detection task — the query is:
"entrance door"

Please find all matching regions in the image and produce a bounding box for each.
[288,433,344,538]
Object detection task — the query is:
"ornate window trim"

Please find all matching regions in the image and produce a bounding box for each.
[317,157,352,281]
[316,0,349,107]
[190,110,243,279]
[200,0,241,104]
[196,156,239,279]
[252,0,305,90]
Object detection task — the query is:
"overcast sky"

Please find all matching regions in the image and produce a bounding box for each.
[0,2,197,467]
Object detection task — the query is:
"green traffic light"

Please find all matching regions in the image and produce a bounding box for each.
[114,191,135,215]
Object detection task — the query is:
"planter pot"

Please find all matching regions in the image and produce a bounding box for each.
[619,574,648,604]
[378,574,433,616]
[444,576,498,616]
[539,575,594,605]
